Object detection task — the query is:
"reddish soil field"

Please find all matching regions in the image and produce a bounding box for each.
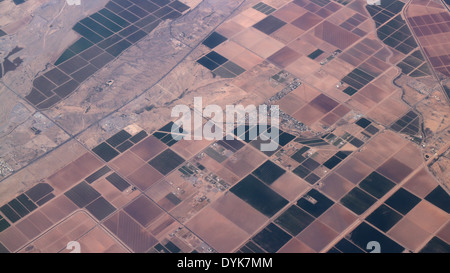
[103,210,158,253]
[273,3,307,23]
[392,142,424,170]
[406,201,448,234]
[123,195,164,228]
[292,12,323,31]
[292,104,324,126]
[318,204,358,233]
[437,222,450,245]
[110,151,145,177]
[130,135,167,161]
[267,46,301,68]
[147,213,176,239]
[403,167,439,198]
[16,211,53,240]
[211,192,268,234]
[0,226,28,252]
[224,146,266,178]
[64,226,128,253]
[127,164,164,191]
[40,195,78,224]
[186,206,249,253]
[314,21,359,50]
[377,157,414,184]
[297,220,339,252]
[24,211,96,253]
[319,173,354,201]
[335,157,373,184]
[47,152,103,192]
[388,218,431,252]
[171,139,212,159]
[269,171,310,201]
[278,238,315,253]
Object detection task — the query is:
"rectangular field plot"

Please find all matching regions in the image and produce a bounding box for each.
[148,149,185,175]
[340,187,377,215]
[86,197,116,221]
[64,181,101,208]
[274,205,314,236]
[230,175,288,217]
[348,222,405,253]
[251,223,292,252]
[92,142,120,162]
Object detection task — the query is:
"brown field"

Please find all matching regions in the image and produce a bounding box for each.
[292,104,325,126]
[292,12,323,31]
[319,173,354,201]
[214,40,246,60]
[358,84,391,103]
[269,171,310,201]
[110,151,145,177]
[130,135,167,161]
[407,0,450,76]
[91,178,140,208]
[215,166,241,186]
[146,179,178,210]
[1,0,449,254]
[123,195,164,228]
[348,93,377,112]
[355,147,390,169]
[336,158,373,184]
[186,206,249,253]
[224,146,266,178]
[388,218,431,252]
[437,222,450,244]
[406,201,448,234]
[403,167,439,198]
[232,28,268,49]
[147,213,177,241]
[392,143,424,170]
[367,102,408,126]
[297,220,338,252]
[46,152,103,192]
[267,46,302,68]
[40,195,78,224]
[377,158,414,184]
[339,52,363,67]
[170,139,212,159]
[251,36,286,58]
[127,164,164,191]
[231,50,265,70]
[16,211,52,240]
[355,132,407,168]
[210,192,268,234]
[309,94,340,114]
[319,113,340,127]
[286,56,321,78]
[0,226,28,252]
[278,238,315,253]
[103,210,158,253]
[62,226,128,253]
[289,37,319,55]
[314,21,359,50]
[335,157,373,184]
[21,211,96,253]
[273,2,307,23]
[318,204,358,233]
[15,218,43,241]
